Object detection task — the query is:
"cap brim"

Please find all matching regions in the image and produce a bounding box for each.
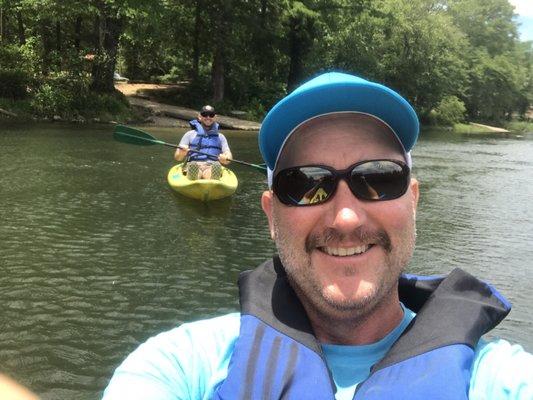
[259,74,419,170]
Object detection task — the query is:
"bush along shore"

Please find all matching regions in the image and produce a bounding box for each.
[0,91,533,134]
[0,79,134,124]
[0,72,530,132]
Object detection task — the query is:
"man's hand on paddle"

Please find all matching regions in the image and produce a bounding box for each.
[174,145,189,162]
[219,152,232,165]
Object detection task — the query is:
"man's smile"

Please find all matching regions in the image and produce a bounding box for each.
[319,244,372,257]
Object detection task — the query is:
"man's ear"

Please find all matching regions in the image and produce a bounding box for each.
[410,178,419,216]
[261,190,276,240]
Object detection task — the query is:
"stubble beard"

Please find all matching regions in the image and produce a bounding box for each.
[202,120,214,129]
[272,211,417,326]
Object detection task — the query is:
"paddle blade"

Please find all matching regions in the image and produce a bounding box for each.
[113,125,160,146]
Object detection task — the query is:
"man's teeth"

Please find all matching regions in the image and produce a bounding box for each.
[323,245,370,256]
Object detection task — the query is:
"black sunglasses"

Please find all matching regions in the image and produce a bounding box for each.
[273,159,410,206]
[201,112,216,118]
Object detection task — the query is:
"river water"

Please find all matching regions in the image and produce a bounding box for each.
[1,122,532,399]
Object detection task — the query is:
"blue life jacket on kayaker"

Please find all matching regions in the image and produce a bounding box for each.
[212,256,511,400]
[187,119,222,162]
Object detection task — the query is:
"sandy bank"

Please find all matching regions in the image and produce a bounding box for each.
[115,82,261,130]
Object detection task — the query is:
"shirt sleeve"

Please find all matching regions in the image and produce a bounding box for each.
[179,131,196,148]
[101,313,239,400]
[470,339,533,400]
[218,134,230,153]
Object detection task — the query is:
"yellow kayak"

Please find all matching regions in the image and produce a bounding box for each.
[167,164,238,201]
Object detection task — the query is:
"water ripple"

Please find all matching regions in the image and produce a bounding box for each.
[1,126,532,399]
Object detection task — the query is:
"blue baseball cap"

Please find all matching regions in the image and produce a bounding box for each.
[259,72,419,171]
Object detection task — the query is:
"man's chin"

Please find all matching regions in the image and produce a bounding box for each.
[321,287,378,312]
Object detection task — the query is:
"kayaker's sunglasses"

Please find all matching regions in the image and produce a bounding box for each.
[201,112,216,118]
[272,159,410,206]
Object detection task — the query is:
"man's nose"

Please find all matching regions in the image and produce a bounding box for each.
[330,180,366,233]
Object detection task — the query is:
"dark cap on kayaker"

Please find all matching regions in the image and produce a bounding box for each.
[258,71,419,173]
[200,105,216,115]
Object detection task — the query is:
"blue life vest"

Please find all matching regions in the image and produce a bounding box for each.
[213,256,511,400]
[187,119,222,162]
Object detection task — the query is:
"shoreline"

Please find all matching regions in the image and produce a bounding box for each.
[3,117,530,136]
[1,82,530,133]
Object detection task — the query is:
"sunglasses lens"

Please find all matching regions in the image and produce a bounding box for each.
[350,161,409,200]
[272,160,410,206]
[274,167,335,205]
[274,160,409,206]
[201,112,215,117]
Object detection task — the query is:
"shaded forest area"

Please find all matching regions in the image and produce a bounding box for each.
[0,0,531,125]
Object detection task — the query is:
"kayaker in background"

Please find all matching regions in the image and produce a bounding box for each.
[103,73,533,399]
[174,105,232,180]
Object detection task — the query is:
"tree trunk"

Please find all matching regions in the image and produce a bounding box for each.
[56,21,61,52]
[260,0,268,28]
[41,20,53,75]
[287,17,304,91]
[74,16,82,50]
[212,45,225,102]
[16,11,25,44]
[92,14,100,51]
[1,7,6,43]
[90,8,123,93]
[123,38,142,80]
[254,0,271,78]
[190,0,201,81]
[211,2,229,102]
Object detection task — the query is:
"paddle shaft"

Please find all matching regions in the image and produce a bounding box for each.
[116,127,267,171]
[163,139,260,168]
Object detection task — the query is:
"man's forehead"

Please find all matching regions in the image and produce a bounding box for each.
[276,113,404,167]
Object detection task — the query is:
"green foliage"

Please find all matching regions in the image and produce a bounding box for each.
[315,0,471,118]
[244,98,268,122]
[0,0,530,123]
[16,38,43,75]
[430,96,466,126]
[448,0,518,56]
[29,72,129,119]
[30,83,71,117]
[76,91,130,120]
[0,44,27,69]
[169,75,212,109]
[120,10,179,81]
[156,67,185,84]
[0,97,34,117]
[30,72,86,117]
[451,123,495,134]
[0,69,31,99]
[464,49,530,121]
[0,44,34,99]
[380,0,469,116]
[503,120,533,133]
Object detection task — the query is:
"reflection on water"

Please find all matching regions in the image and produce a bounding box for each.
[1,123,532,399]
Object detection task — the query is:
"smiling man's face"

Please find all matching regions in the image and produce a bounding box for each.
[261,113,419,327]
[198,112,216,128]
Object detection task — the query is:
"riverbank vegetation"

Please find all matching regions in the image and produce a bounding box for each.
[0,0,531,128]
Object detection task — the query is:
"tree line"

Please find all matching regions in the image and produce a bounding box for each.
[0,0,531,124]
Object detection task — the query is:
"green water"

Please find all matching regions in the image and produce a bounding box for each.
[1,122,532,399]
